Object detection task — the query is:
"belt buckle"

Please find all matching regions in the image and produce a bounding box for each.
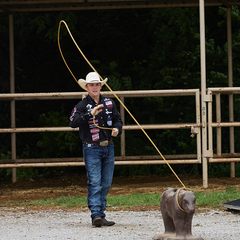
[100,140,108,146]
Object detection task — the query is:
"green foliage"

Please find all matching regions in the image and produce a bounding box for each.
[93,60,133,91]
[208,162,240,178]
[0,152,13,181]
[0,151,11,159]
[36,109,81,158]
[208,163,230,177]
[0,149,62,180]
[146,7,201,90]
[16,168,42,180]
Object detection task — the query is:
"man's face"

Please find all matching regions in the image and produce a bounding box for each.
[85,82,102,96]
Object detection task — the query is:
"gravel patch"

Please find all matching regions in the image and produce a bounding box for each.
[0,207,240,240]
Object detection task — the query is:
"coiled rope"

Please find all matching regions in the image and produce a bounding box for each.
[176,188,186,212]
[57,20,188,194]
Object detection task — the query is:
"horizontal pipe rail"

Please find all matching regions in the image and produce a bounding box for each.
[0,160,200,168]
[0,123,200,133]
[0,89,201,171]
[208,87,240,94]
[0,154,199,164]
[4,153,238,165]
[0,89,200,101]
[206,88,240,164]
[211,122,240,127]
[209,158,240,163]
[3,152,239,166]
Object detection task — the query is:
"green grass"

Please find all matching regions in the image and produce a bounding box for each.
[7,186,240,209]
[195,186,240,207]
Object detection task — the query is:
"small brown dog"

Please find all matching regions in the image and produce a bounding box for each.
[153,187,204,240]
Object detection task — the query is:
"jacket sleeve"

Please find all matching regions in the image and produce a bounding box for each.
[112,101,123,136]
[69,100,92,128]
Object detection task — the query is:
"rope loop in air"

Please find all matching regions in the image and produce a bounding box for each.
[57,20,188,192]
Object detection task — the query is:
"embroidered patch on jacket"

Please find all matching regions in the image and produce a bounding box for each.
[105,109,112,114]
[107,116,112,126]
[89,119,98,129]
[89,123,98,129]
[69,107,77,121]
[105,100,113,108]
[90,128,100,134]
[88,119,98,124]
[92,133,99,141]
[86,104,93,111]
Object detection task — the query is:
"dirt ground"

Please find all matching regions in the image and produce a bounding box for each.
[0,173,240,211]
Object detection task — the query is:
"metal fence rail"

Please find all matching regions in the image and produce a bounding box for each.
[207,88,240,176]
[0,89,201,179]
[2,88,240,187]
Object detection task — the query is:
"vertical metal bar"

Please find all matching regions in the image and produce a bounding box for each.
[227,7,235,178]
[196,90,201,162]
[9,14,17,183]
[120,97,125,157]
[216,93,222,156]
[208,91,213,153]
[199,0,208,188]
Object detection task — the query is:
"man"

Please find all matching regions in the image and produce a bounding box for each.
[69,72,123,227]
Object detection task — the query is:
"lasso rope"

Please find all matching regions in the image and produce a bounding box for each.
[57,20,188,192]
[176,188,186,212]
[57,21,111,130]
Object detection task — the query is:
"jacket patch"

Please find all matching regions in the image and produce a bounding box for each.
[89,123,98,129]
[86,104,93,111]
[90,128,99,134]
[107,116,112,126]
[92,133,99,141]
[105,100,113,108]
[69,107,77,121]
[88,119,98,124]
[105,109,112,114]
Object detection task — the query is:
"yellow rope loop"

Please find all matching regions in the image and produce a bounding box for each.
[176,187,191,212]
[58,20,112,131]
[57,20,187,190]
[176,188,186,212]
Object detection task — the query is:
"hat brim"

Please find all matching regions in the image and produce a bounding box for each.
[78,78,108,91]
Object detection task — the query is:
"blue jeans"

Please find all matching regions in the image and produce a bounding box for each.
[83,142,115,220]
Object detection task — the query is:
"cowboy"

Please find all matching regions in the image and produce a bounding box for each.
[69,72,123,227]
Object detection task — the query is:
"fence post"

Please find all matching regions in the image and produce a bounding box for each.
[9,13,17,183]
[199,0,208,188]
[227,7,235,178]
[120,96,125,157]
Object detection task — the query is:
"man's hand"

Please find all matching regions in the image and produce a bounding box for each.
[111,128,119,137]
[91,104,104,116]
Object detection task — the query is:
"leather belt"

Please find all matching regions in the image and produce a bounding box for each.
[83,138,112,147]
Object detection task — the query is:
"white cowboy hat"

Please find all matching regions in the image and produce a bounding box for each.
[78,72,108,91]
